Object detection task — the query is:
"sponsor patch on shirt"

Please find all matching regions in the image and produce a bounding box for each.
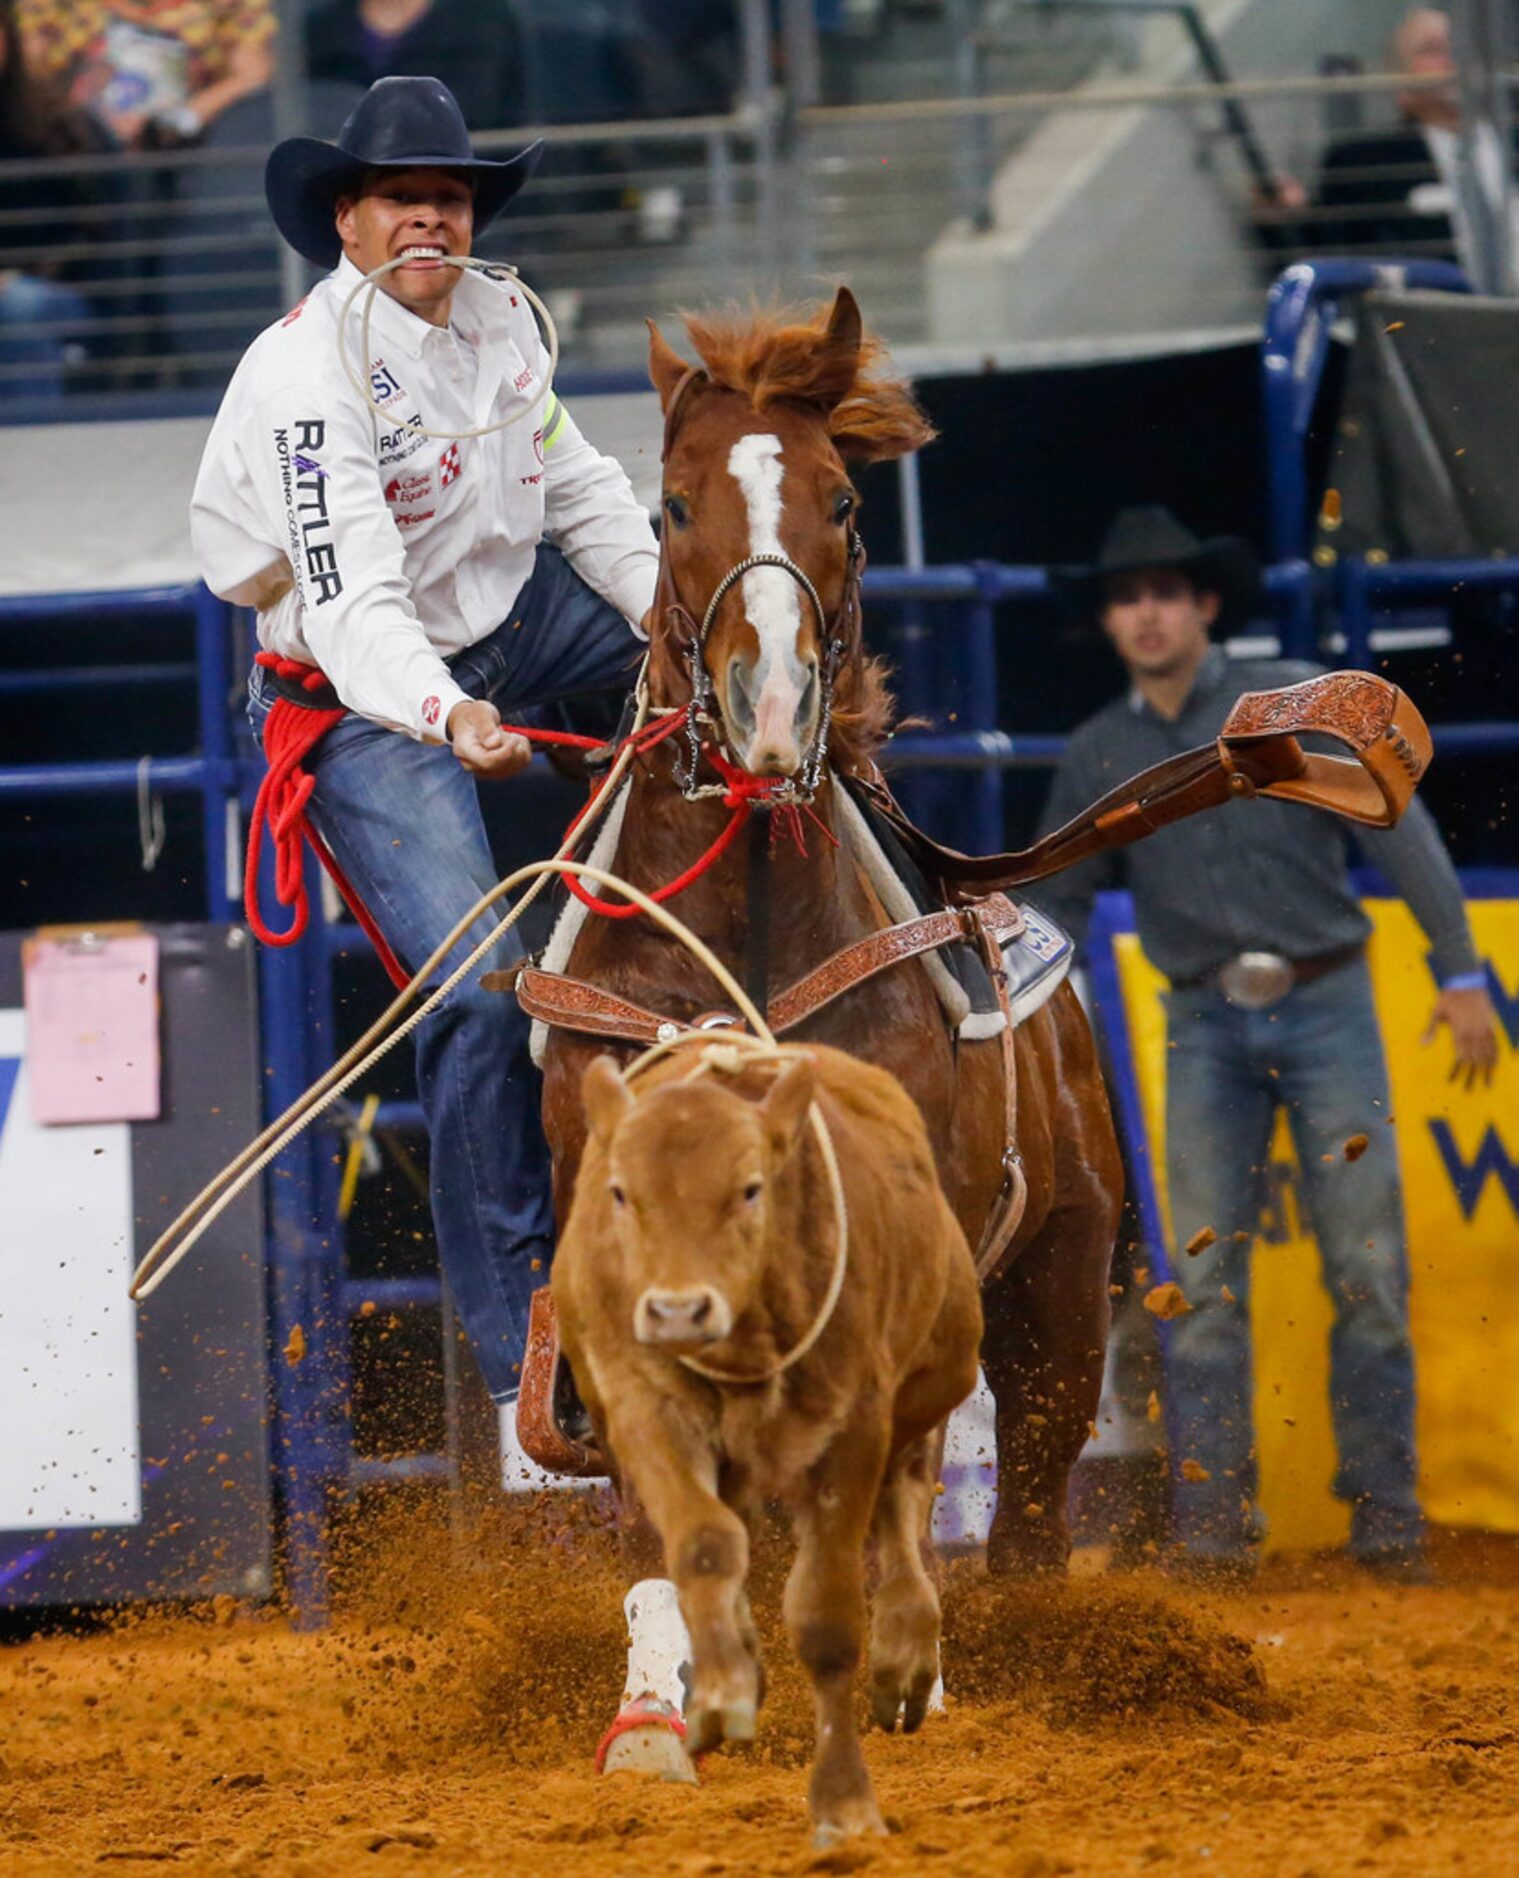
[274,418,343,608]
[370,360,406,406]
[421,695,442,727]
[379,414,426,466]
[439,443,463,487]
[384,471,433,507]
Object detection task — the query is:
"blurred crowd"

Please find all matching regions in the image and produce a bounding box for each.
[1,3,1514,400]
[0,0,742,398]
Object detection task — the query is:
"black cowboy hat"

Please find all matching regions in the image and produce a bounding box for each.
[264,76,541,269]
[1050,506,1260,622]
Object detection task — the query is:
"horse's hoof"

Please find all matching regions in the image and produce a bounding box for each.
[596,1695,697,1784]
[686,1696,757,1755]
[812,1799,888,1848]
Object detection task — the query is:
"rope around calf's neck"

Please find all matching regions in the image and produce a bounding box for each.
[619,1031,850,1387]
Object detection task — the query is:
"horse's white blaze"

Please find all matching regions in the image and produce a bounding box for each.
[726,431,809,763]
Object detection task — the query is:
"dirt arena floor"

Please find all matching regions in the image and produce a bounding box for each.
[3,1495,1517,1878]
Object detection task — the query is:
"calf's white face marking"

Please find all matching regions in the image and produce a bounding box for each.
[726,431,812,770]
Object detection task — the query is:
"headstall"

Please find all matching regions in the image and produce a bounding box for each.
[655,366,864,806]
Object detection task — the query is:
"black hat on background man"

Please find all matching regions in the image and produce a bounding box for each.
[264,76,541,268]
[1051,506,1261,625]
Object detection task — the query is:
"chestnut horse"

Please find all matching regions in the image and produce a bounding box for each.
[538,287,1123,1583]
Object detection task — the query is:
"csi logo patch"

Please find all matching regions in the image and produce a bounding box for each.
[370,360,405,405]
[439,443,463,487]
[422,695,441,727]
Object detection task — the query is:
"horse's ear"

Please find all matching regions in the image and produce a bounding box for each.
[584,1055,634,1146]
[824,287,863,361]
[762,1055,816,1163]
[801,287,865,413]
[647,319,692,412]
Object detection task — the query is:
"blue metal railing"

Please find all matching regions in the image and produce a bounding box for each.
[1261,257,1472,566]
[0,583,237,922]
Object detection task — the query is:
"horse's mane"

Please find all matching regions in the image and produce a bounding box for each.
[670,301,935,768]
[678,302,935,466]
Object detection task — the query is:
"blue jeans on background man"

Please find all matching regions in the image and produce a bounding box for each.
[1161,955,1421,1561]
[249,543,643,1400]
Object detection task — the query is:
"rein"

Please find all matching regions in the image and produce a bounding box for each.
[246,657,687,973]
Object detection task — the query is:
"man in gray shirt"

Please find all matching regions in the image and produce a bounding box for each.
[1034,507,1498,1580]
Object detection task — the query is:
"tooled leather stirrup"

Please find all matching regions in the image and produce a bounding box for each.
[516,1288,604,1476]
[860,670,1431,900]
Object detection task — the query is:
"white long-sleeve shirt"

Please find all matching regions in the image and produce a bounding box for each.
[191,257,659,739]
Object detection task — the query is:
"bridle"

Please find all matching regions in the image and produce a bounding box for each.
[655,366,866,804]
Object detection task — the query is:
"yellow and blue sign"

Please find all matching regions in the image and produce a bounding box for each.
[1089,879,1519,1550]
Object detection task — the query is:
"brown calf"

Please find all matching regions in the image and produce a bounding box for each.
[552,1039,983,1845]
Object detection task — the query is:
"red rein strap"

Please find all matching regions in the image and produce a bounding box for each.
[244,655,692,978]
[559,738,842,920]
[558,737,797,920]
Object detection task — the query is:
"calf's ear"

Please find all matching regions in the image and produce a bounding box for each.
[762,1055,815,1162]
[584,1055,634,1146]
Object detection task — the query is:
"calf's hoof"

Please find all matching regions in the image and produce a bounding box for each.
[685,1696,757,1756]
[812,1796,888,1849]
[596,1695,697,1785]
[870,1665,937,1735]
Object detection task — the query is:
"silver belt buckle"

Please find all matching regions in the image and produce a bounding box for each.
[1216,950,1295,1010]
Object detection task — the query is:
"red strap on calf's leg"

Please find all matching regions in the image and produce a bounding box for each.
[245,652,411,990]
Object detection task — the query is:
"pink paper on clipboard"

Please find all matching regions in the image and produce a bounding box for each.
[24,934,162,1125]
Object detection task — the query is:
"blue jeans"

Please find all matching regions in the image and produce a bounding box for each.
[0,275,90,402]
[1161,956,1421,1558]
[249,543,643,1398]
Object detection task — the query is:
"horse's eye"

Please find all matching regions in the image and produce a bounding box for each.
[741,1178,763,1205]
[609,1182,627,1208]
[832,491,856,524]
[664,494,690,529]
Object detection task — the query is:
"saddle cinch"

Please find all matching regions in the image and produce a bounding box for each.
[511,668,1432,1474]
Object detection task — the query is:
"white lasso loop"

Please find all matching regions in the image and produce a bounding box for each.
[337,253,559,442]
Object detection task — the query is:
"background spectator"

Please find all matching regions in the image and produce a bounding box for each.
[1315,7,1519,282]
[18,0,274,150]
[0,0,112,399]
[1032,505,1499,1582]
[304,0,526,133]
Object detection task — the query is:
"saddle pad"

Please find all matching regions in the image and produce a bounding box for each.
[842,777,1071,1037]
[1002,899,1074,1027]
